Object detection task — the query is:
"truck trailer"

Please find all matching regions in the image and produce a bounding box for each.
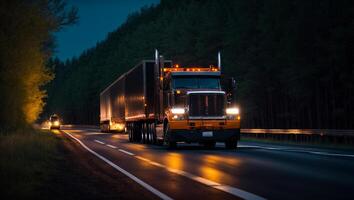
[100,51,240,149]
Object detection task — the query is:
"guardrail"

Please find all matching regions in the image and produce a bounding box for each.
[241,129,354,136]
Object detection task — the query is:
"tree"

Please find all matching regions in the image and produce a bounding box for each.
[0,0,77,130]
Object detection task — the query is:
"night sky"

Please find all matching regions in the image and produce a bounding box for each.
[55,0,159,60]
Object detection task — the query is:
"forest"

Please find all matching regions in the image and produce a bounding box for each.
[43,0,354,129]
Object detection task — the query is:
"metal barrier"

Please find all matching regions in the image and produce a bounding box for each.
[241,129,354,136]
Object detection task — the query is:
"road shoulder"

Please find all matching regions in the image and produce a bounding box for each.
[39,130,157,200]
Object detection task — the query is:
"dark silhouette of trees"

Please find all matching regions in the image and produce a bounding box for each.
[44,0,354,129]
[0,0,77,130]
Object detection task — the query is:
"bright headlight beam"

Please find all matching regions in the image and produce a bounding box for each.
[171,107,185,114]
[226,107,240,115]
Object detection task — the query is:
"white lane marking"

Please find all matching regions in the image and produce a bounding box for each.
[85,132,112,136]
[214,185,266,200]
[135,156,152,162]
[94,140,105,145]
[106,144,117,149]
[118,149,135,156]
[63,131,172,200]
[309,151,354,158]
[239,144,354,158]
[131,153,266,200]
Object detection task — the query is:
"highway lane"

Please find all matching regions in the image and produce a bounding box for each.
[61,127,354,200]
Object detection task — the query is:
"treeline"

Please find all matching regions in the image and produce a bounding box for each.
[0,0,77,130]
[44,0,354,129]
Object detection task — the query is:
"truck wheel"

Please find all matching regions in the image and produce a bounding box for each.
[128,124,133,142]
[141,123,146,144]
[225,139,238,149]
[151,123,157,144]
[163,122,177,149]
[146,123,153,144]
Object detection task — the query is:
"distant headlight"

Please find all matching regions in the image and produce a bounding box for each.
[171,107,185,114]
[53,121,60,126]
[226,107,240,115]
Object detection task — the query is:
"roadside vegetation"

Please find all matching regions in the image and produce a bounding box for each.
[0,129,57,199]
[0,129,131,199]
[0,0,77,130]
[0,1,81,198]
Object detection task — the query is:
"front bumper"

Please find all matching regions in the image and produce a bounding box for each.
[169,129,240,142]
[50,125,60,129]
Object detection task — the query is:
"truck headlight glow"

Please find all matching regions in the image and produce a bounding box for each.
[53,121,60,126]
[226,107,240,115]
[171,107,185,114]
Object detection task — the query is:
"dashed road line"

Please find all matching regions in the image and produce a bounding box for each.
[63,131,172,200]
[94,140,105,145]
[118,149,135,156]
[106,144,117,149]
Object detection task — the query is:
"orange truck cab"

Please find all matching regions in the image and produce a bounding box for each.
[161,65,240,148]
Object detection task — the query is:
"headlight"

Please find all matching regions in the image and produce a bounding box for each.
[226,107,240,115]
[54,121,60,126]
[171,107,185,114]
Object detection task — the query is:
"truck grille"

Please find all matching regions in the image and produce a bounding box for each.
[188,93,225,117]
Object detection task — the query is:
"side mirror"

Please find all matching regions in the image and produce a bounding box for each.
[224,77,236,105]
[228,77,236,89]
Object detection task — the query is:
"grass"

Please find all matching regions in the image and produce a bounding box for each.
[0,128,141,200]
[0,129,58,199]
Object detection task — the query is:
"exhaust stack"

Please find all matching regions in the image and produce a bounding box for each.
[155,49,159,65]
[218,51,221,72]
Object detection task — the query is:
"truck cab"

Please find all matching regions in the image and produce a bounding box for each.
[161,66,240,148]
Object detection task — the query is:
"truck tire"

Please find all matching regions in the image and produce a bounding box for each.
[141,123,146,144]
[151,123,157,144]
[128,124,133,142]
[147,123,156,144]
[163,122,177,149]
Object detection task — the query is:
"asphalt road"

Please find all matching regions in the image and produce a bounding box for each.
[60,127,354,200]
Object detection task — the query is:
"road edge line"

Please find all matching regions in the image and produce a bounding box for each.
[62,130,173,200]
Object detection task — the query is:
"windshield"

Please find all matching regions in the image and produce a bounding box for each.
[173,76,220,89]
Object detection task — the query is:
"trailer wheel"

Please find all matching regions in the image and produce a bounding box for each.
[146,123,152,144]
[151,123,157,144]
[128,123,133,142]
[141,123,147,144]
[163,122,176,149]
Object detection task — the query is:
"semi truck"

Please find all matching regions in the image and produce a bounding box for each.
[100,50,240,148]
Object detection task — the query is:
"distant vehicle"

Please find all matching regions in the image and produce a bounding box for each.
[49,114,60,130]
[100,50,240,149]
